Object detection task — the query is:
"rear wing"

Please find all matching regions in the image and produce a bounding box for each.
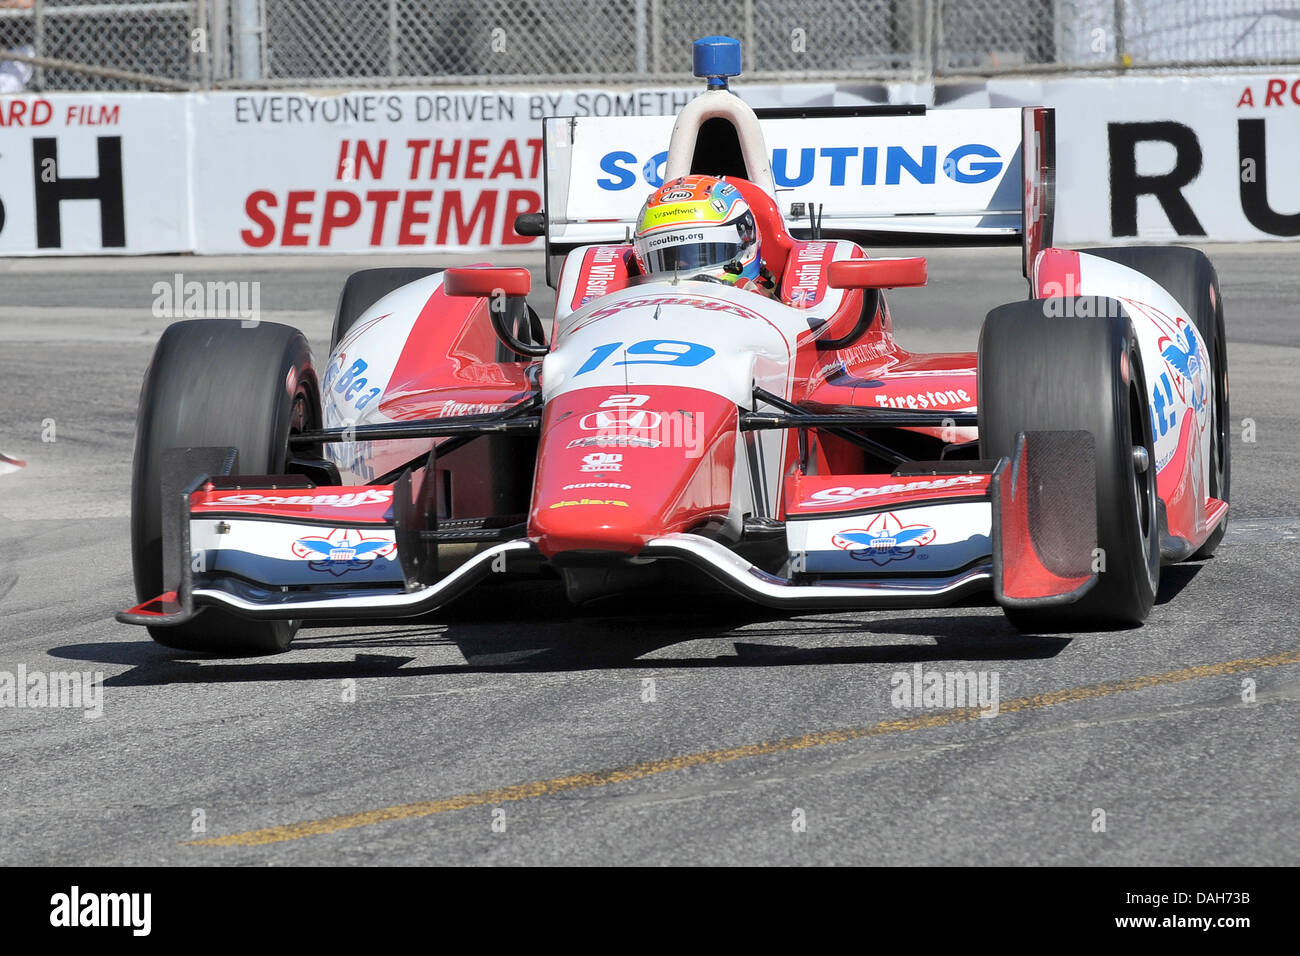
[535,105,1054,283]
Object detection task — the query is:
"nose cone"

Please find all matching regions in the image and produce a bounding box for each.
[536,494,644,556]
[529,386,737,558]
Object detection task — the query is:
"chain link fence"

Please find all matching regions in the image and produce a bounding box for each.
[2,0,1299,92]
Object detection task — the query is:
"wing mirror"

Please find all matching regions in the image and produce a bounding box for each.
[444,267,531,298]
[816,257,927,352]
[827,257,928,290]
[443,267,547,358]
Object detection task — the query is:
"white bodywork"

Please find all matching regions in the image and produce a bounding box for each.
[1044,252,1214,494]
[664,89,776,194]
[787,501,993,575]
[319,273,450,484]
[543,279,807,524]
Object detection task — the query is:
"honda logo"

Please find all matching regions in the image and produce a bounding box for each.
[579,409,663,431]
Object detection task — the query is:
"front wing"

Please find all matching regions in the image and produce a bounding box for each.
[119,430,1100,627]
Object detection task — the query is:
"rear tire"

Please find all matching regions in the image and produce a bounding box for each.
[332,268,441,350]
[130,320,320,655]
[1077,246,1229,557]
[979,298,1160,630]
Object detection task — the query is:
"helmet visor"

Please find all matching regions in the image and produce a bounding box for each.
[640,240,745,276]
[635,221,754,277]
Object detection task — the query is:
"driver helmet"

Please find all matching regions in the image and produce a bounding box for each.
[632,175,761,287]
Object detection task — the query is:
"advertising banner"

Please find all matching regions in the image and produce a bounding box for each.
[190,89,704,254]
[0,94,190,255]
[184,83,882,253]
[985,73,1300,243]
[552,108,1026,244]
[0,75,1296,255]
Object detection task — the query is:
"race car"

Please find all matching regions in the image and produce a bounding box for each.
[119,36,1229,654]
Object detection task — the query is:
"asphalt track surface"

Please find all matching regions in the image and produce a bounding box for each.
[1,244,1297,865]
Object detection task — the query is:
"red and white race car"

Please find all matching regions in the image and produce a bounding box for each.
[119,37,1229,654]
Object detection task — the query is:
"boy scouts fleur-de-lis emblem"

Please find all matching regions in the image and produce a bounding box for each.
[292,528,395,576]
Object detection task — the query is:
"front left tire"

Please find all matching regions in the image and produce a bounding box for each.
[130,319,320,654]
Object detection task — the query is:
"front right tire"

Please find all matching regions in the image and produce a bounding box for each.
[979,297,1160,630]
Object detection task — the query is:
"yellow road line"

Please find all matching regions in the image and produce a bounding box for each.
[187,646,1300,848]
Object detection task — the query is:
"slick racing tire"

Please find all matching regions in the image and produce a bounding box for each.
[331,268,442,349]
[979,298,1160,630]
[130,320,321,655]
[1077,245,1229,558]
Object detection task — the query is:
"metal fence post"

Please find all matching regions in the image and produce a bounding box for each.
[235,0,260,80]
[916,0,936,84]
[32,0,43,91]
[650,0,661,74]
[1113,0,1126,65]
[634,0,647,73]
[388,0,398,76]
[744,0,754,73]
[211,0,228,83]
[932,0,944,77]
[910,0,922,83]
[194,0,209,88]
